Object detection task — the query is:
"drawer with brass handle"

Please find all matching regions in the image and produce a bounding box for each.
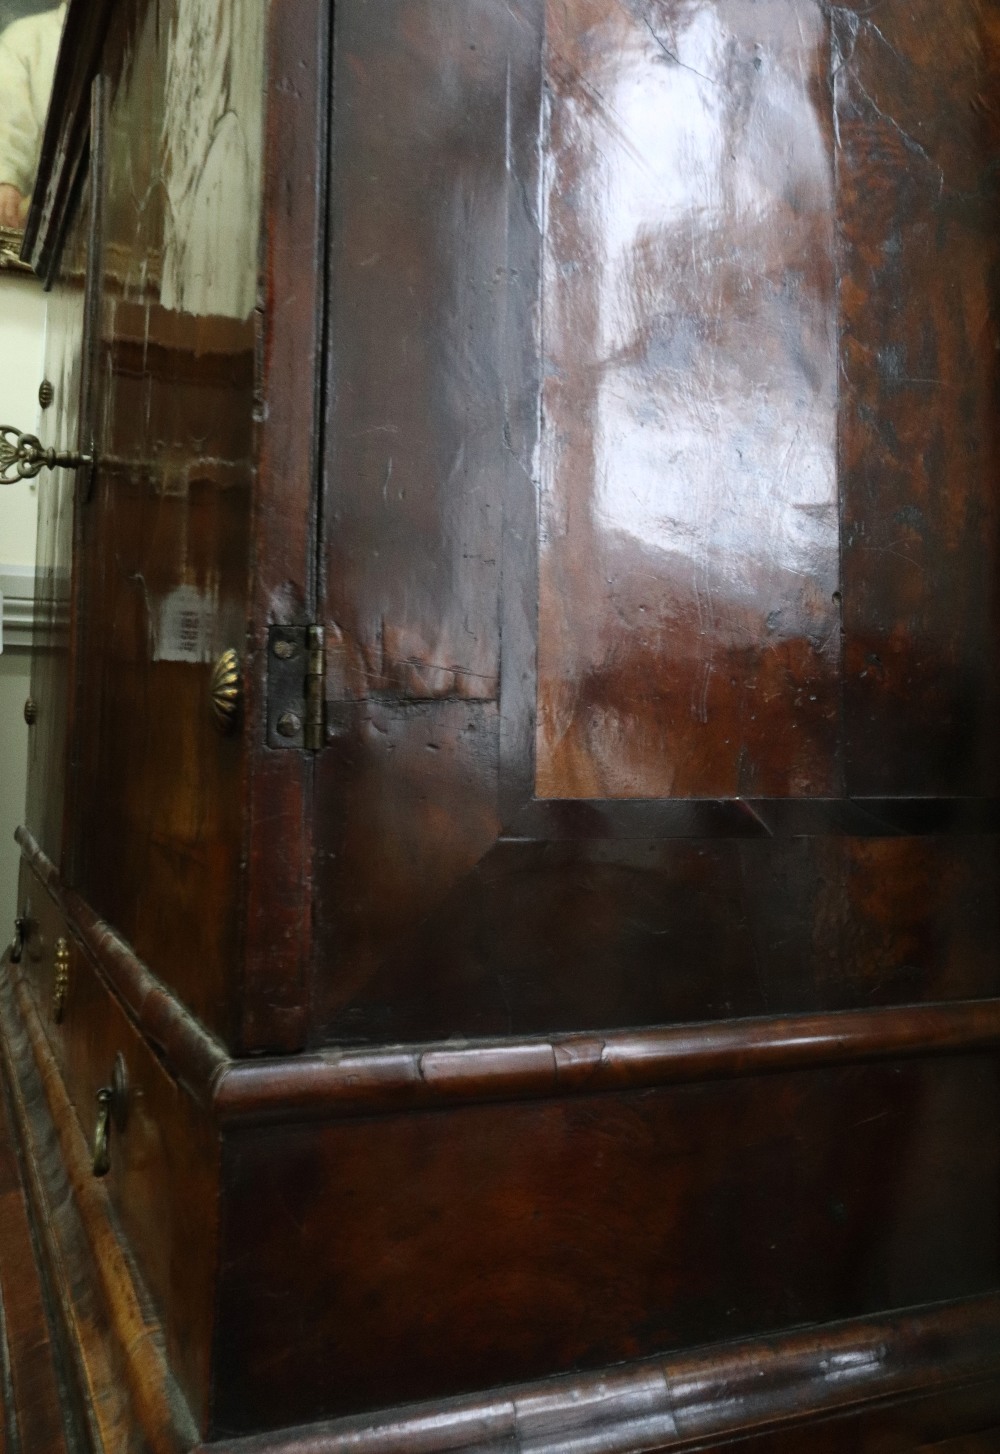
[9,855,220,1420]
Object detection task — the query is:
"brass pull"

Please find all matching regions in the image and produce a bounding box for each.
[91,1054,128,1178]
[92,1088,112,1177]
[53,937,70,1022]
[0,425,91,483]
[9,914,26,963]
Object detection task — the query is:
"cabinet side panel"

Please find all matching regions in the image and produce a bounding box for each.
[68,0,265,1044]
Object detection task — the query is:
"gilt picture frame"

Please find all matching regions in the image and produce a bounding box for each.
[0,0,65,260]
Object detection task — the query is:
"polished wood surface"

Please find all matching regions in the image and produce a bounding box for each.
[316,833,1000,1042]
[0,951,195,1454]
[64,0,260,1047]
[839,1,1000,797]
[212,995,1000,1120]
[7,906,1000,1450]
[238,0,328,1054]
[26,0,329,1058]
[5,0,1000,1448]
[213,1056,1000,1431]
[311,0,1000,1048]
[204,1296,1000,1454]
[14,834,1000,1444]
[537,0,840,800]
[11,858,219,1425]
[16,826,224,1100]
[0,1057,72,1454]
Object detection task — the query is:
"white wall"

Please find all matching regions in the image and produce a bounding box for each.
[0,269,45,926]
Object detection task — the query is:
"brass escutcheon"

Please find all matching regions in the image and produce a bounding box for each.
[9,915,26,964]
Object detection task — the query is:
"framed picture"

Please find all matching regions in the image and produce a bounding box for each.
[0,0,65,260]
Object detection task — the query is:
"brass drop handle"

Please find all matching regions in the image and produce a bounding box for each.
[92,1088,112,1177]
[9,914,27,963]
[0,424,91,483]
[91,1054,128,1179]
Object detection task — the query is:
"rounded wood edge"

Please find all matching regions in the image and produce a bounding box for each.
[213,996,1000,1125]
[199,1294,1000,1454]
[7,936,999,1454]
[15,827,227,1105]
[0,1045,74,1453]
[16,827,1000,1130]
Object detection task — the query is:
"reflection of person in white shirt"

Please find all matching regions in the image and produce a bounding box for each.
[0,4,65,228]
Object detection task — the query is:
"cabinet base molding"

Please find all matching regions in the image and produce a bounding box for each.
[17,828,1000,1126]
[3,950,1000,1453]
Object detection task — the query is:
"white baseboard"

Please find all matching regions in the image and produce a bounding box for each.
[0,564,37,651]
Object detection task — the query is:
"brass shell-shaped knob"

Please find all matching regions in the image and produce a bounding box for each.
[210,649,241,732]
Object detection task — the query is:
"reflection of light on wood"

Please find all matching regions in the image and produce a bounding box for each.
[161,0,264,321]
[537,0,842,799]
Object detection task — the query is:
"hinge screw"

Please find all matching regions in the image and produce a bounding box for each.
[276,710,302,739]
[273,638,296,660]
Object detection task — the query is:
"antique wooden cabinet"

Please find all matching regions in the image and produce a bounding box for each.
[2,0,1000,1449]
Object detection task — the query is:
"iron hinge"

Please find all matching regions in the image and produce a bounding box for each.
[267,624,326,751]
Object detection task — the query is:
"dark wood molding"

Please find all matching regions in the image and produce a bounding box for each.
[200,1295,1000,1454]
[17,828,1000,1127]
[504,797,1000,842]
[0,1053,73,1454]
[5,942,1000,1454]
[7,937,1000,1453]
[236,0,331,1055]
[15,828,226,1106]
[213,997,1000,1124]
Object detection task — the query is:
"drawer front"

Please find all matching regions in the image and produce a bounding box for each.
[12,858,219,1431]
